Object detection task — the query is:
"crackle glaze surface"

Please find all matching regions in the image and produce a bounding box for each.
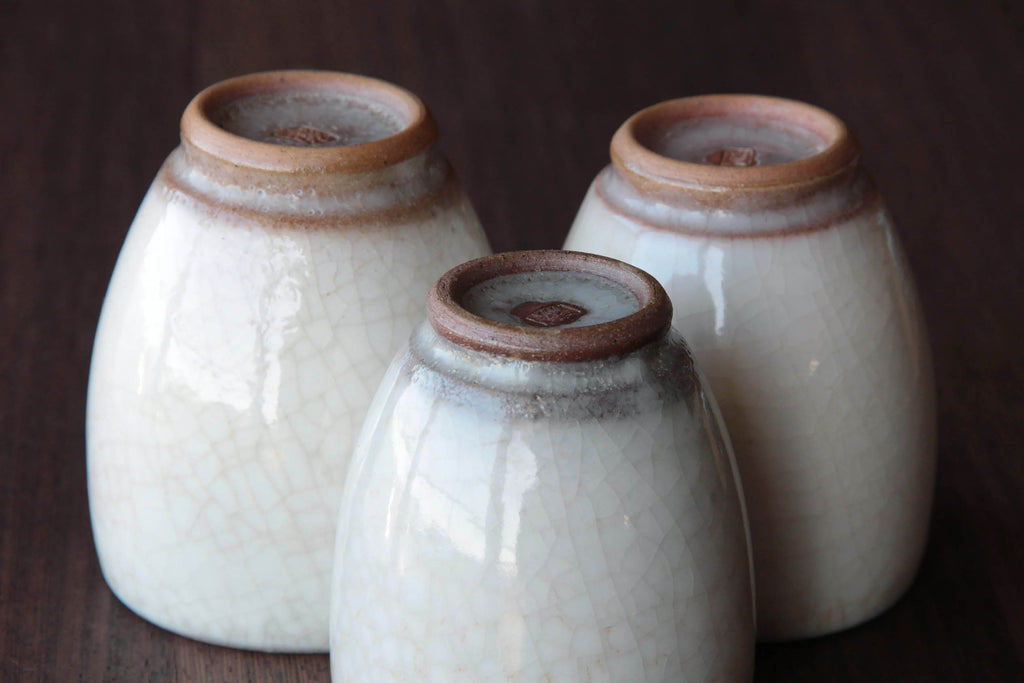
[565,170,935,639]
[330,322,754,681]
[86,148,490,651]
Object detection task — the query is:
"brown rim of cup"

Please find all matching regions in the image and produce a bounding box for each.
[180,70,437,175]
[427,250,673,362]
[610,94,860,193]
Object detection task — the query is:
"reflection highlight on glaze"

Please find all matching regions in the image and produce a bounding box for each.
[701,244,727,336]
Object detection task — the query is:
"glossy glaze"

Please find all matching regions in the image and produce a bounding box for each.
[330,251,754,681]
[86,71,491,651]
[564,95,936,640]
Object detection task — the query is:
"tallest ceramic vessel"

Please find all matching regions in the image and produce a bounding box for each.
[565,94,936,639]
[86,70,490,651]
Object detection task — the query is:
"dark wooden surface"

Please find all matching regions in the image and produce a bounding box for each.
[2,0,1022,680]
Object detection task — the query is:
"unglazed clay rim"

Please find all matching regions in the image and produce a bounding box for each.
[611,94,860,191]
[428,250,673,362]
[180,70,437,174]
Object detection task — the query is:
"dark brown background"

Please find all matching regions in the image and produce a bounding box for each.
[2,0,1022,680]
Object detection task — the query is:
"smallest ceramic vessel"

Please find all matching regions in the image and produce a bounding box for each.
[330,250,754,682]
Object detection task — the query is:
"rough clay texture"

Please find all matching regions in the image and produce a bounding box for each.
[330,324,754,681]
[564,181,936,639]
[86,157,490,651]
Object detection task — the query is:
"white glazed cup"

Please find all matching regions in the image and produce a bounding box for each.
[330,250,755,681]
[86,70,491,651]
[564,94,936,640]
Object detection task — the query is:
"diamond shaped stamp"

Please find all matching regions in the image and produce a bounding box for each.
[511,301,587,327]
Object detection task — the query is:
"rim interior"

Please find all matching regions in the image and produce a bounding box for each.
[611,94,859,190]
[180,70,437,174]
[427,250,673,362]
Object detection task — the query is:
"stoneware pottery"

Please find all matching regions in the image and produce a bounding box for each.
[330,250,754,681]
[564,94,935,640]
[86,70,491,651]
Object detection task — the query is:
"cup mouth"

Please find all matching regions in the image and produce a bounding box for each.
[180,70,437,174]
[427,250,673,362]
[610,94,859,192]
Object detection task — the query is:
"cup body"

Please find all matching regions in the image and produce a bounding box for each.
[86,70,491,651]
[330,251,754,681]
[564,95,936,639]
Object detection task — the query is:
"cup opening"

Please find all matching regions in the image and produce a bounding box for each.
[205,85,408,148]
[613,95,858,190]
[459,271,642,330]
[428,251,672,362]
[182,70,437,174]
[634,113,829,168]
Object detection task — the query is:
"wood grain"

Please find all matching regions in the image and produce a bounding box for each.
[1,0,1021,679]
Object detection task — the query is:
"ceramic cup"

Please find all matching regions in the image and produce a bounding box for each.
[564,94,936,639]
[330,250,754,681]
[86,70,491,651]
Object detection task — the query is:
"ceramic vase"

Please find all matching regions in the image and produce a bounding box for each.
[564,94,936,640]
[86,70,491,651]
[330,250,754,681]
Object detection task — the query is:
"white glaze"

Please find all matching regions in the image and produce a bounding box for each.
[86,148,490,651]
[565,177,935,639]
[651,115,826,166]
[330,318,754,681]
[461,271,640,327]
[211,90,403,146]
